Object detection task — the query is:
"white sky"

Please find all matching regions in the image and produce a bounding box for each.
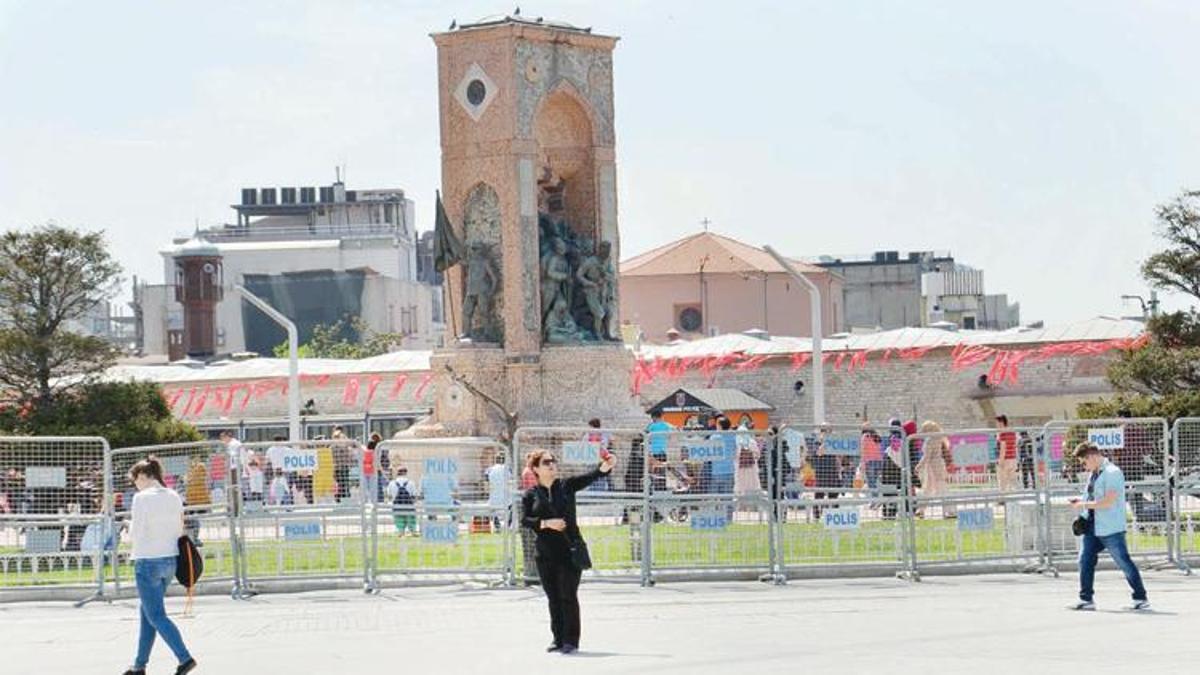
[2,0,1198,324]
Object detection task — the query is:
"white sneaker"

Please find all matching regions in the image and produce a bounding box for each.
[1071,600,1096,611]
[1130,600,1151,611]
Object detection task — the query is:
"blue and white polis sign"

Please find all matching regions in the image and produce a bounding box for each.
[283,520,322,541]
[957,508,995,532]
[821,434,861,456]
[280,448,320,472]
[822,508,860,530]
[1088,427,1125,450]
[690,509,730,531]
[422,521,458,544]
[561,441,600,465]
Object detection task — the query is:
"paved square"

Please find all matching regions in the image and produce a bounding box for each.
[4,570,1197,674]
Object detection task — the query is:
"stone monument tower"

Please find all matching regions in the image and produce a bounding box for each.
[427,15,644,436]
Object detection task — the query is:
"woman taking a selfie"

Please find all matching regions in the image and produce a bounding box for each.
[124,457,197,675]
[520,448,617,655]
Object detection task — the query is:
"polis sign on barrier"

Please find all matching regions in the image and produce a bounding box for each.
[280,448,320,472]
[690,509,730,531]
[562,441,600,464]
[822,435,861,456]
[823,508,860,530]
[24,466,67,489]
[951,441,990,468]
[423,521,458,544]
[957,508,995,532]
[1088,427,1125,450]
[283,521,322,541]
[686,442,735,462]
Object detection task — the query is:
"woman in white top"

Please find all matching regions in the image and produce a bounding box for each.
[124,457,197,675]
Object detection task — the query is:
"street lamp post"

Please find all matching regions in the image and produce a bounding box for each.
[234,285,301,442]
[763,246,825,425]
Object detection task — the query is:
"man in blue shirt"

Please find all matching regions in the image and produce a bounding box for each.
[1070,442,1149,611]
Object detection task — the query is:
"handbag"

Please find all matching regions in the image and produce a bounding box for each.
[569,538,593,571]
[175,535,203,588]
[1071,516,1088,537]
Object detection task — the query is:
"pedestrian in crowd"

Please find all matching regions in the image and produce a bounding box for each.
[123,457,197,675]
[734,422,761,498]
[811,427,842,519]
[331,427,353,503]
[645,410,674,465]
[486,450,512,531]
[245,456,265,504]
[915,421,951,517]
[859,423,884,490]
[386,467,417,535]
[1069,442,1150,611]
[218,430,247,501]
[995,415,1020,493]
[880,419,905,519]
[312,438,336,504]
[707,417,738,519]
[583,418,613,492]
[521,448,617,654]
[269,468,292,507]
[265,435,290,475]
[367,429,386,499]
[362,434,380,504]
[1018,431,1038,489]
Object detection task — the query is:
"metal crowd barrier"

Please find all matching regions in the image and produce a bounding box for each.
[0,436,111,606]
[1041,417,1177,573]
[232,439,368,594]
[7,418,1200,603]
[775,425,911,579]
[513,427,647,584]
[1171,417,1200,572]
[370,437,513,588]
[900,427,1046,576]
[107,441,238,597]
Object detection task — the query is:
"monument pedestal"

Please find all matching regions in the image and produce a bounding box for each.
[419,342,646,438]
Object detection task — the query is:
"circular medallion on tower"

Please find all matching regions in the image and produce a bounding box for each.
[455,63,497,122]
[524,59,543,83]
[466,79,486,105]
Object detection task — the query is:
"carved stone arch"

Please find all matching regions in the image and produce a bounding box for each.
[533,83,598,244]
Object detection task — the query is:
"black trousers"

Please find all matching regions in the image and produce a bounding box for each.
[536,555,582,647]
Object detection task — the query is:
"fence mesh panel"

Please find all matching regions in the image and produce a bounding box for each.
[643,429,774,580]
[371,438,512,585]
[1173,418,1200,564]
[1041,418,1171,569]
[107,442,237,594]
[0,437,109,598]
[234,440,369,588]
[514,428,645,582]
[775,425,906,575]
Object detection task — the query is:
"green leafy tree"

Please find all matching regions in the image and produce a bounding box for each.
[1082,190,1200,420]
[273,316,407,359]
[0,225,122,406]
[0,381,200,449]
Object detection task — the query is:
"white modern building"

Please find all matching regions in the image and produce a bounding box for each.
[135,180,444,360]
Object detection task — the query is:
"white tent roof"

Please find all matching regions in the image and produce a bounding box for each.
[103,350,433,385]
[638,317,1144,359]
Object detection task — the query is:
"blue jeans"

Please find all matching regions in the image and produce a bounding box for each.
[1078,530,1147,602]
[865,461,884,489]
[134,557,192,668]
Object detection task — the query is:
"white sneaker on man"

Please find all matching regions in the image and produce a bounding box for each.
[1129,600,1151,611]
[1070,600,1096,611]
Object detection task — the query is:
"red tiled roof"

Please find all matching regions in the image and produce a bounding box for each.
[620,232,826,277]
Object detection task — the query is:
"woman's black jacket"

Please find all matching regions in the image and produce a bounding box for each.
[521,467,606,561]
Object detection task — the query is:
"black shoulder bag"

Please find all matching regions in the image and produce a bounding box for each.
[176,535,203,588]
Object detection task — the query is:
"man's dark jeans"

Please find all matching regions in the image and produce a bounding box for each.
[1079,528,1148,602]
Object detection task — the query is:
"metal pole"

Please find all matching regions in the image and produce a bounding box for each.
[235,285,301,442]
[763,246,824,425]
